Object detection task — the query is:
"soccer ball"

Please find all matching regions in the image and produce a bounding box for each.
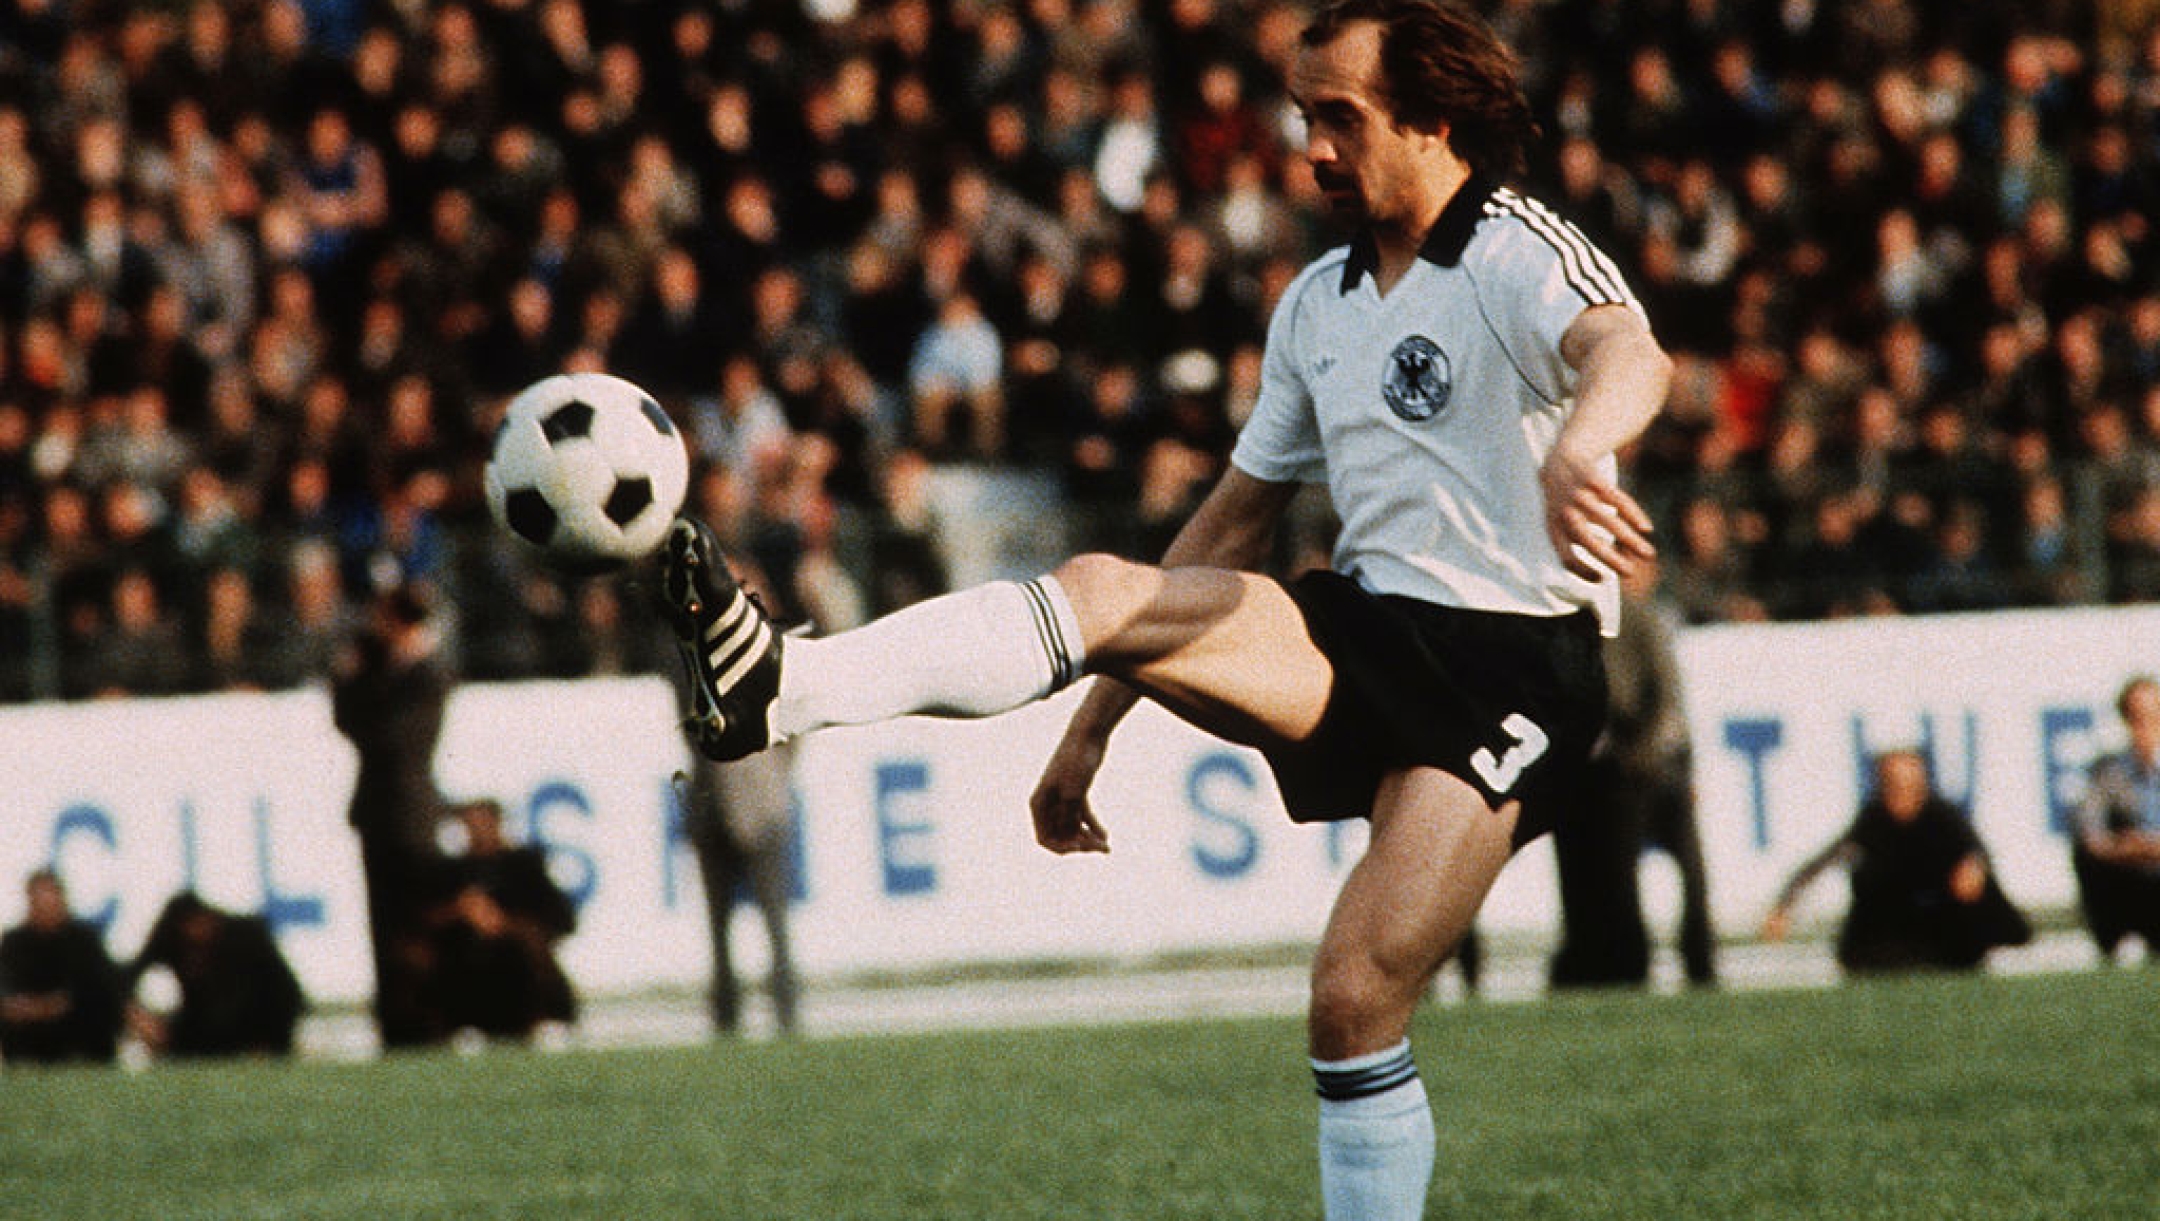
[485,372,690,570]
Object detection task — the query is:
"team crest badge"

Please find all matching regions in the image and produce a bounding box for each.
[1382,335,1451,422]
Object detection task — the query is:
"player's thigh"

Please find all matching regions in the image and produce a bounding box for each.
[1054,553,1331,744]
[1308,767,1517,1059]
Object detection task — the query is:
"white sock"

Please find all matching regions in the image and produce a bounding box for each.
[1313,1042,1435,1221]
[774,576,1085,737]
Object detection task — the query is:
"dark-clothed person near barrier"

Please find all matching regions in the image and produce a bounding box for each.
[333,583,452,1049]
[681,743,801,1038]
[125,892,305,1059]
[1550,559,1716,988]
[427,798,578,1042]
[0,869,122,1065]
[2071,675,2160,960]
[1763,750,2028,974]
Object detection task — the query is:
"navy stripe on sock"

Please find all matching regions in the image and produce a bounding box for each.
[1314,1049,1419,1101]
[1019,579,1076,689]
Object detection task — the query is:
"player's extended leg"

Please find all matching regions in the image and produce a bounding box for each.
[661,516,1334,760]
[777,551,1331,745]
[1308,767,1517,1221]
[1050,551,1333,745]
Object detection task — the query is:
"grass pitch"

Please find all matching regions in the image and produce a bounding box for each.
[6,967,2158,1220]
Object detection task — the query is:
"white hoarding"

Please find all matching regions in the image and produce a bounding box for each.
[3,604,2155,1005]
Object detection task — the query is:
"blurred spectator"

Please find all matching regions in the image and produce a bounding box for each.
[617,244,721,400]
[0,489,36,702]
[261,539,355,688]
[331,582,450,1049]
[1550,135,1641,261]
[1901,500,1997,613]
[123,892,305,1060]
[170,463,259,585]
[2106,484,2160,603]
[689,353,794,485]
[289,104,387,295]
[129,283,215,429]
[840,233,931,391]
[1093,67,1162,214]
[1646,158,1743,295]
[1762,749,2029,974]
[466,277,565,400]
[1664,493,1765,624]
[1146,222,1246,365]
[85,383,193,497]
[2007,472,2095,606]
[1205,151,1309,279]
[1062,358,1153,555]
[862,446,950,615]
[1172,58,1271,199]
[87,565,192,699]
[0,869,122,1066]
[1550,557,1716,989]
[908,290,1005,459]
[7,0,2160,708]
[743,265,828,404]
[195,370,282,510]
[191,564,283,692]
[1773,489,1892,619]
[2070,674,2160,962]
[680,743,802,1040]
[425,798,578,1043]
[551,576,668,679]
[944,163,1074,288]
[166,181,257,364]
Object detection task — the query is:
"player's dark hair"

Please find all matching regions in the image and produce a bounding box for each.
[1300,0,1538,179]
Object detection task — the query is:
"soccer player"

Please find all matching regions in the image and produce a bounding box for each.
[660,1,1670,1216]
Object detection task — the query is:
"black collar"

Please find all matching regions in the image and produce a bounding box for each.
[1339,174,1497,294]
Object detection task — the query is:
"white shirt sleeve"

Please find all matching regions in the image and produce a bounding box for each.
[1474,205,1644,409]
[1230,273,1327,484]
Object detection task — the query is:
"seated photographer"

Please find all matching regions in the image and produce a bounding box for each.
[2071,675,2160,961]
[125,892,305,1059]
[424,799,578,1043]
[1763,749,2029,974]
[0,869,123,1065]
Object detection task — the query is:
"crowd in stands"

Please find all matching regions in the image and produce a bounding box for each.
[1,0,2159,703]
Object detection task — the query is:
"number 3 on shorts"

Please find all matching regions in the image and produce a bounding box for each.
[1470,713,1548,794]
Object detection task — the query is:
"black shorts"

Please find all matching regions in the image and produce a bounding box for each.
[1263,569,1608,848]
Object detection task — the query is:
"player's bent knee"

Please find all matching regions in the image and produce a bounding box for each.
[1052,551,1144,602]
[1308,955,1420,1057]
[1051,552,1157,640]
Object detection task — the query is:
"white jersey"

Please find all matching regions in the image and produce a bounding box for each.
[1231,178,1643,633]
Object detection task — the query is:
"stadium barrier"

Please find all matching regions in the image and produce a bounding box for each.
[4,604,2156,1005]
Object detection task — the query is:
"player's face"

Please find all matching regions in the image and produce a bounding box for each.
[1290,21,1439,228]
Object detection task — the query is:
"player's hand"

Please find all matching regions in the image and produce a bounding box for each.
[1030,731,1112,854]
[1541,449,1655,582]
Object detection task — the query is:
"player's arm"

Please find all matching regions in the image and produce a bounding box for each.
[1544,303,1671,581]
[1031,466,1301,853]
